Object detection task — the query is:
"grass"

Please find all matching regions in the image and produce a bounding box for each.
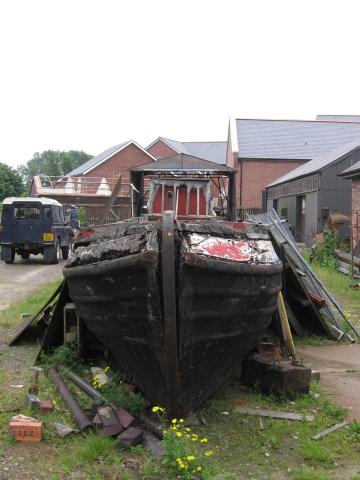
[300,440,334,467]
[293,468,334,480]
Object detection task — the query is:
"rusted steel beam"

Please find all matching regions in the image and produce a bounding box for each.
[47,367,92,431]
[161,211,180,418]
[65,369,105,404]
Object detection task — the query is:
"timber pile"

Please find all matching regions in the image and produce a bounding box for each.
[247,210,360,342]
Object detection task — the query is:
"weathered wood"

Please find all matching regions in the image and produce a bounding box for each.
[335,249,360,268]
[99,175,122,224]
[277,291,296,359]
[235,407,314,421]
[311,420,348,440]
[285,301,305,336]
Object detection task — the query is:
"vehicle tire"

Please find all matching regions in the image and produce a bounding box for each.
[5,248,15,265]
[43,241,60,264]
[20,252,30,260]
[61,244,69,260]
[2,247,15,264]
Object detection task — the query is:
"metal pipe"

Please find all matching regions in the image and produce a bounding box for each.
[47,366,92,431]
[65,369,105,404]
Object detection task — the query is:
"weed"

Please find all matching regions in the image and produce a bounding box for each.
[102,377,146,417]
[40,343,84,371]
[311,229,339,269]
[300,440,334,467]
[321,400,347,420]
[293,467,333,480]
[348,421,360,442]
[62,433,120,469]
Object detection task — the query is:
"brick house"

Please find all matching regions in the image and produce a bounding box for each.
[30,140,157,223]
[339,159,360,252]
[66,140,157,190]
[226,118,360,212]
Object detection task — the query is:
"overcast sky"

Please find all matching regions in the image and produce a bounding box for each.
[1,0,360,167]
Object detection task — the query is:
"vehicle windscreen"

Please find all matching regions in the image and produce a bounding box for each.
[13,204,41,220]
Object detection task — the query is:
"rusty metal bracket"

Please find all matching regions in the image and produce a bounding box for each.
[162,211,180,417]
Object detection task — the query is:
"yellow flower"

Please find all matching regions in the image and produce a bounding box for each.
[176,431,182,437]
[186,434,191,439]
[192,433,198,441]
[176,458,182,463]
[187,455,195,461]
[151,406,165,413]
[163,430,168,435]
[200,437,208,443]
[185,427,191,432]
[205,450,214,456]
[171,418,177,424]
[179,418,184,423]
[196,466,202,471]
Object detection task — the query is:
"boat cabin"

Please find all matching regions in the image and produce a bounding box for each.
[147,178,215,220]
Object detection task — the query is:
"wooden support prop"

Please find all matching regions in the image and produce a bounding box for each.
[99,175,122,224]
[277,291,296,360]
[236,407,314,422]
[311,420,349,440]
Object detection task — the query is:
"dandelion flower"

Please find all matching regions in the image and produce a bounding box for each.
[205,450,214,456]
[179,418,184,423]
[187,455,195,461]
[200,437,208,443]
[171,418,177,424]
[176,431,182,437]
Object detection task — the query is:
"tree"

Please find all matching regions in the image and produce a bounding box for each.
[0,162,24,201]
[17,150,92,188]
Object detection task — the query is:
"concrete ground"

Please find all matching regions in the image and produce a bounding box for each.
[0,255,64,312]
[298,344,360,420]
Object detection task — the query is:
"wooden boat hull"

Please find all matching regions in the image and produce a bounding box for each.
[64,219,282,416]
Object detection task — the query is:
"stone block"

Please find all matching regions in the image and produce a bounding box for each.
[39,400,54,412]
[97,405,118,427]
[115,427,143,450]
[241,353,311,396]
[116,407,134,429]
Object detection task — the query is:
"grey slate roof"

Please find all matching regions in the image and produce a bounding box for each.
[316,115,360,122]
[157,138,227,164]
[235,119,360,160]
[267,140,360,187]
[131,153,235,173]
[67,141,130,176]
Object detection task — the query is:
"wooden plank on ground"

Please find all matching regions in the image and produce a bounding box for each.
[311,420,348,440]
[235,407,314,421]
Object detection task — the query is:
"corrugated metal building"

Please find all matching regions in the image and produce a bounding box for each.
[266,141,360,246]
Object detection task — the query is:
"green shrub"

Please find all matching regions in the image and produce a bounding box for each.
[101,378,146,417]
[311,228,339,269]
[40,343,84,372]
